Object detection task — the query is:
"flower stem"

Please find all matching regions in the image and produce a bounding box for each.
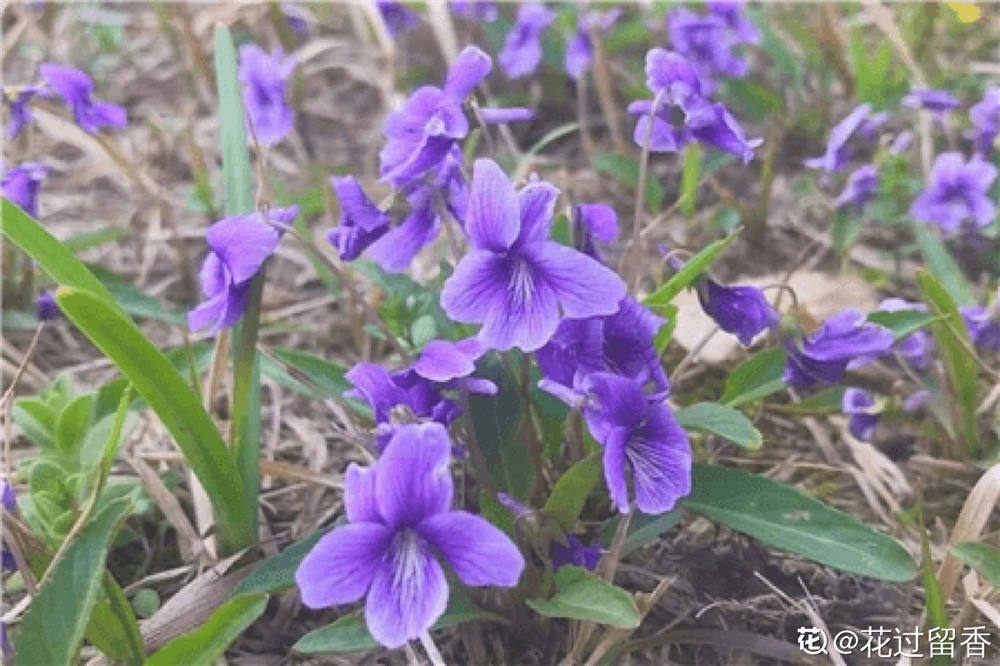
[419,630,447,666]
[620,90,664,290]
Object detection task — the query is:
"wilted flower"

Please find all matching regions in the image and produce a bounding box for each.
[2,162,49,217]
[804,103,870,174]
[970,87,1000,156]
[959,305,1000,352]
[565,8,621,80]
[551,534,602,570]
[783,309,894,390]
[498,3,555,79]
[295,423,524,648]
[441,159,625,351]
[696,279,779,346]
[842,387,880,441]
[903,88,960,123]
[450,0,498,22]
[238,45,296,146]
[706,1,760,44]
[833,164,879,212]
[39,64,126,134]
[35,291,60,322]
[909,152,997,233]
[327,176,391,261]
[380,46,491,187]
[877,298,934,372]
[376,1,419,37]
[573,202,618,259]
[187,205,299,332]
[5,84,45,138]
[667,8,747,90]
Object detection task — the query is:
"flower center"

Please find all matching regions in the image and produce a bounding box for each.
[389,528,428,596]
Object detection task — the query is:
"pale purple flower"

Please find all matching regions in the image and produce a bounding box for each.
[706,1,760,44]
[667,8,747,90]
[377,1,419,37]
[859,111,889,141]
[478,107,534,124]
[295,423,524,648]
[5,84,46,138]
[39,64,126,134]
[970,87,1000,156]
[380,45,491,187]
[577,372,691,515]
[412,338,486,383]
[574,202,618,259]
[36,291,60,322]
[552,534,601,570]
[960,305,1000,352]
[2,162,48,217]
[327,176,391,261]
[496,492,530,517]
[783,309,894,390]
[187,205,299,332]
[833,164,879,212]
[281,3,310,33]
[450,1,498,22]
[889,131,913,155]
[696,279,778,346]
[909,152,997,233]
[903,88,959,123]
[565,8,621,80]
[878,298,933,372]
[498,3,555,79]
[842,387,880,441]
[238,45,296,146]
[804,103,871,174]
[903,389,931,412]
[441,159,625,352]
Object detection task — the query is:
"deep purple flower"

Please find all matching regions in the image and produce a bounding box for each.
[909,152,997,233]
[450,1,498,22]
[187,205,298,332]
[441,159,625,352]
[498,3,555,79]
[537,297,669,402]
[970,87,1000,156]
[842,387,880,441]
[878,298,933,372]
[478,107,534,124]
[6,84,46,138]
[39,64,126,134]
[575,372,691,515]
[573,202,618,259]
[889,131,913,155]
[565,8,621,80]
[376,1,419,37]
[295,423,524,648]
[380,45,491,187]
[903,88,959,123]
[551,534,601,570]
[804,103,871,174]
[667,8,747,90]
[36,291,60,322]
[327,176,391,261]
[238,45,295,146]
[960,305,1000,352]
[783,309,894,390]
[697,279,778,346]
[706,1,760,44]
[834,164,879,212]
[2,162,49,217]
[367,184,441,272]
[1,480,14,511]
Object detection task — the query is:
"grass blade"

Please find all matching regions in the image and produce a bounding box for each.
[146,594,268,666]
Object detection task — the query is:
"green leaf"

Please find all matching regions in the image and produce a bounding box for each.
[15,498,132,666]
[55,393,95,457]
[527,566,640,629]
[55,288,253,551]
[89,263,184,324]
[719,347,787,406]
[544,455,602,530]
[601,508,683,557]
[131,588,161,618]
[920,519,949,666]
[591,152,664,210]
[269,347,350,397]
[950,541,1000,588]
[13,397,57,450]
[916,269,980,455]
[213,25,254,217]
[781,386,846,414]
[684,464,916,581]
[644,230,740,308]
[912,221,975,306]
[146,594,268,666]
[680,142,700,217]
[675,402,762,449]
[232,530,325,597]
[867,308,937,339]
[63,226,129,253]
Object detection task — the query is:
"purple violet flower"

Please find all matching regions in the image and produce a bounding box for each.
[903,88,960,123]
[667,8,747,91]
[959,305,1000,352]
[238,45,296,146]
[565,8,621,80]
[909,152,997,233]
[889,131,913,155]
[441,159,625,352]
[36,291,60,322]
[842,387,880,441]
[783,309,894,390]
[696,279,779,346]
[1,480,14,511]
[295,423,524,648]
[39,64,126,134]
[478,106,534,124]
[859,111,889,141]
[6,84,46,138]
[804,103,871,174]
[551,534,602,570]
[2,162,49,217]
[706,1,760,44]
[577,372,691,515]
[281,3,310,33]
[903,389,931,412]
[376,1,419,37]
[833,164,879,213]
[327,176,391,261]
[878,298,934,372]
[450,1,498,23]
[367,184,441,272]
[970,87,1000,156]
[573,202,618,259]
[498,3,555,79]
[187,205,298,332]
[380,45,491,187]
[496,492,530,518]
[412,337,486,383]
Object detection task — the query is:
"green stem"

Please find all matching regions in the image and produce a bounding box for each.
[102,572,146,666]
